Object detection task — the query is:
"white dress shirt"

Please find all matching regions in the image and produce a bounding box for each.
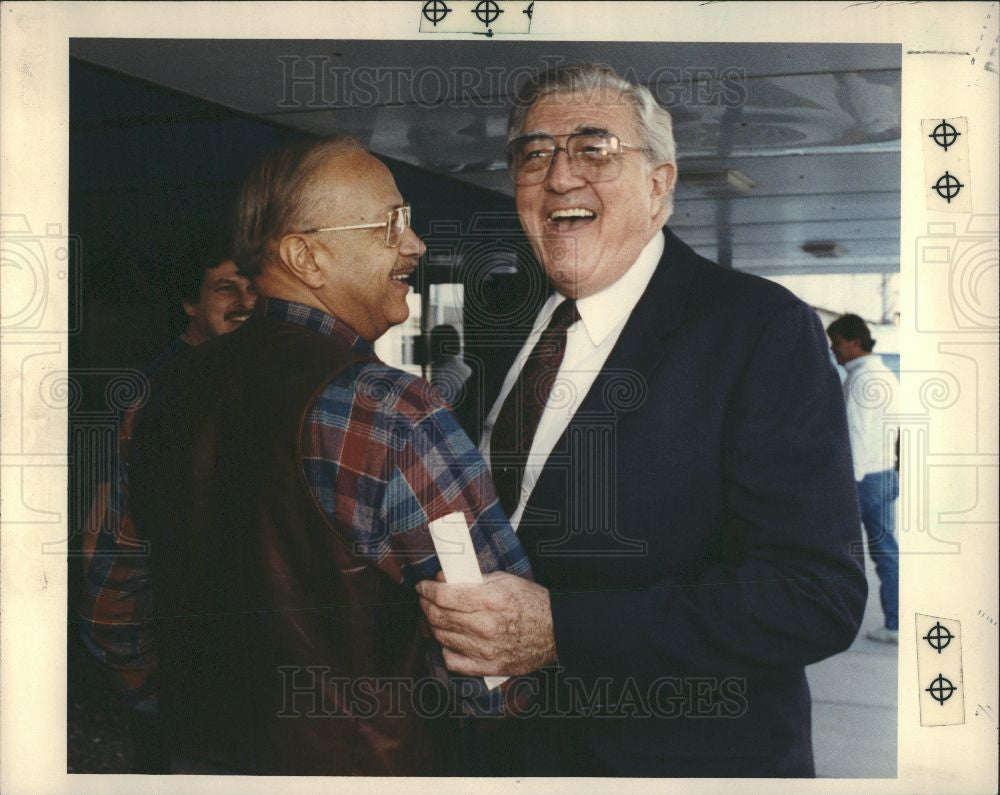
[841,353,899,481]
[481,230,664,530]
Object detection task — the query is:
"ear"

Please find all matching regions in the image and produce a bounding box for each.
[277,234,327,290]
[182,301,197,318]
[649,162,676,215]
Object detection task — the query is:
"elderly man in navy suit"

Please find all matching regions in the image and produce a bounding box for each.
[417,63,866,777]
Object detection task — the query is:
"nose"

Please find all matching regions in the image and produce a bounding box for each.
[400,225,426,257]
[543,146,586,193]
[237,284,256,310]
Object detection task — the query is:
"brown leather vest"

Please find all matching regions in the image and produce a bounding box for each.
[129,312,456,775]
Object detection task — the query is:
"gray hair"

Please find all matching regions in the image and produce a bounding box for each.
[508,62,677,216]
[233,135,362,277]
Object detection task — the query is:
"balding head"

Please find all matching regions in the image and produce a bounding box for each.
[233,138,425,342]
[233,135,362,278]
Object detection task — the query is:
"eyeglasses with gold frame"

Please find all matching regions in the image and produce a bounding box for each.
[300,204,411,248]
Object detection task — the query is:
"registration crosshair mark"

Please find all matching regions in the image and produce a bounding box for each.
[928,119,960,151]
[422,0,452,26]
[925,674,957,705]
[932,171,964,203]
[473,0,504,27]
[923,621,954,653]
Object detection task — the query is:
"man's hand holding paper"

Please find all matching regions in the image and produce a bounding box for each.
[417,571,557,678]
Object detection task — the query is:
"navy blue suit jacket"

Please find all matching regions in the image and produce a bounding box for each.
[476,229,867,777]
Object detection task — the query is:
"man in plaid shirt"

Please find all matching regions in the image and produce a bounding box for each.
[78,136,534,775]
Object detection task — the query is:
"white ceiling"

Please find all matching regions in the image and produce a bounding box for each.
[70,39,901,277]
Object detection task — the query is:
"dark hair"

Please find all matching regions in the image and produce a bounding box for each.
[232,135,362,276]
[826,313,876,352]
[430,324,461,361]
[175,218,236,306]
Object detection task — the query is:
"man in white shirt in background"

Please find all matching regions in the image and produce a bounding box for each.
[828,313,900,644]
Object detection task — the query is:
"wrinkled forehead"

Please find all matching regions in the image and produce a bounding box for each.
[522,88,640,138]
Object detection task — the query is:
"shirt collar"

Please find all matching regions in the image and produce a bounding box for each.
[553,230,664,346]
[569,230,664,347]
[843,353,874,373]
[259,297,374,357]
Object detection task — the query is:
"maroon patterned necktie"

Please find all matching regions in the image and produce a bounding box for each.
[489,298,580,517]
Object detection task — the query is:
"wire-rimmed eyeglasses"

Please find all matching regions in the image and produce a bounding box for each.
[300,204,412,248]
[506,133,643,186]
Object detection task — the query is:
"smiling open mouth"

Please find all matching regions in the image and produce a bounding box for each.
[546,207,597,232]
[226,311,252,323]
[390,271,412,285]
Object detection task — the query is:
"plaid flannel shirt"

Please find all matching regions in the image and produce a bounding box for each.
[78,297,532,715]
